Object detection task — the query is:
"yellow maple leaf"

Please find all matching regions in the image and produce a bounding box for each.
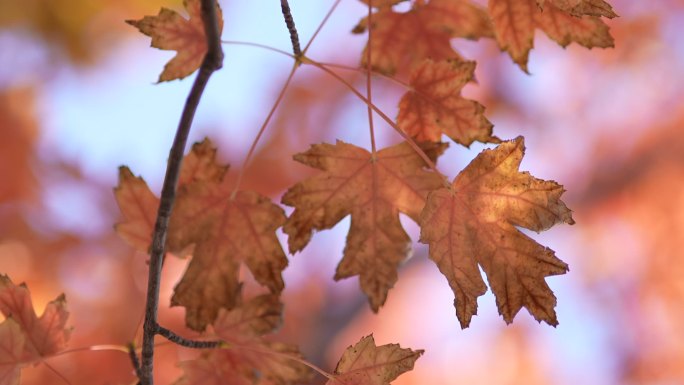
[397,59,498,146]
[126,0,223,82]
[420,137,574,328]
[353,0,493,76]
[282,140,446,311]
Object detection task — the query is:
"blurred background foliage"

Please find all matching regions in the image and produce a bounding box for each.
[1,0,684,384]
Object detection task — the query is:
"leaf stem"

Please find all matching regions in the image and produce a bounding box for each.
[221,40,295,59]
[138,1,223,384]
[231,63,299,196]
[306,61,445,178]
[303,0,342,54]
[235,344,337,382]
[44,362,72,385]
[365,1,376,154]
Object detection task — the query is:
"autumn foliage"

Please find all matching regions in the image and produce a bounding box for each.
[10,0,684,384]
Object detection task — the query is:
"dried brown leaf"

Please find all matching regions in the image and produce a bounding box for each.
[0,275,70,385]
[282,141,446,311]
[326,335,422,385]
[115,139,288,331]
[489,0,614,71]
[126,0,224,82]
[353,0,493,76]
[420,137,574,327]
[397,59,498,146]
[175,295,311,385]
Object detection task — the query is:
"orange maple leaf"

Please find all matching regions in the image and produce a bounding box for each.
[0,275,71,385]
[489,0,615,71]
[419,137,574,328]
[537,0,617,18]
[115,139,288,331]
[326,335,423,385]
[353,0,493,76]
[175,295,311,385]
[126,0,224,82]
[282,140,446,311]
[397,59,498,146]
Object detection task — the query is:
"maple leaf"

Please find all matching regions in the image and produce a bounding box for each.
[115,139,288,331]
[282,140,446,311]
[361,0,407,7]
[114,168,158,253]
[0,320,22,385]
[535,3,614,49]
[489,0,615,71]
[419,137,574,328]
[352,0,493,76]
[126,0,224,82]
[397,59,498,146]
[326,335,422,385]
[175,295,311,385]
[113,138,228,254]
[537,0,618,18]
[0,275,71,385]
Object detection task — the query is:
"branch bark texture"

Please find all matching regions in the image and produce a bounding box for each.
[138,0,223,384]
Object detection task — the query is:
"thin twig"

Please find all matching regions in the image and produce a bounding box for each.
[138,0,223,384]
[303,0,342,53]
[308,61,446,180]
[365,1,376,154]
[157,326,223,349]
[127,342,143,381]
[221,40,295,58]
[280,0,302,57]
[236,345,337,382]
[231,63,299,196]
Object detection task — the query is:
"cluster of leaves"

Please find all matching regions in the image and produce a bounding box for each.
[0,275,71,385]
[0,0,618,383]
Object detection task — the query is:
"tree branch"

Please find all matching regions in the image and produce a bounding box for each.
[157,326,223,349]
[280,0,302,57]
[138,1,223,384]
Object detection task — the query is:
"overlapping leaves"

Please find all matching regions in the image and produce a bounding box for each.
[352,0,616,73]
[115,139,288,331]
[489,0,616,71]
[174,295,311,385]
[353,0,493,76]
[0,275,71,385]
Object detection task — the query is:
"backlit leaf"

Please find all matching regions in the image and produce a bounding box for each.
[420,137,574,327]
[0,275,70,385]
[353,0,493,76]
[326,335,422,385]
[115,139,288,331]
[126,0,224,82]
[282,141,446,311]
[175,295,311,385]
[489,0,615,71]
[397,59,498,146]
